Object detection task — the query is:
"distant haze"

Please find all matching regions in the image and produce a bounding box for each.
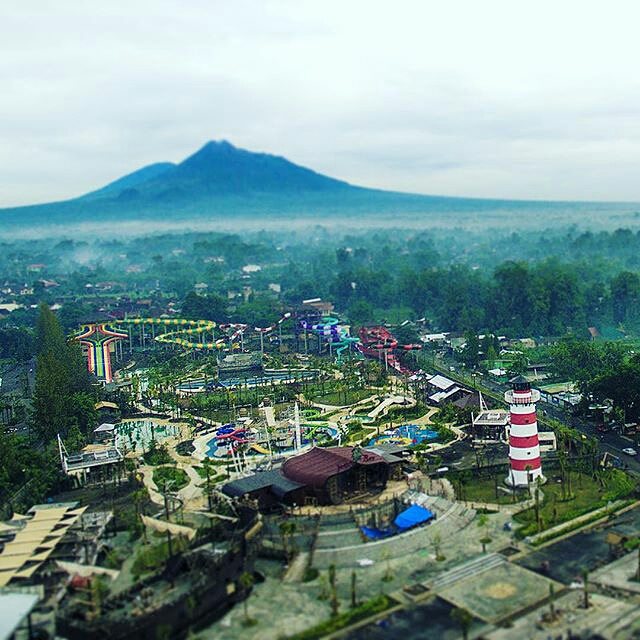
[2,1,640,205]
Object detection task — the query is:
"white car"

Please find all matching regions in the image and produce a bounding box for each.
[622,447,637,456]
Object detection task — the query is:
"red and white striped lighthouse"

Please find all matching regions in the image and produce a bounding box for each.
[505,375,545,487]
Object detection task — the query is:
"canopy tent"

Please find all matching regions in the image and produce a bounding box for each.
[141,516,196,540]
[57,560,119,580]
[0,502,83,588]
[0,554,32,571]
[394,505,435,531]
[359,525,396,540]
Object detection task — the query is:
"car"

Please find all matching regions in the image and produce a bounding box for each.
[622,447,637,456]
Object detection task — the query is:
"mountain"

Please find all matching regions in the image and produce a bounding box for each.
[81,162,176,200]
[0,139,636,236]
[85,140,355,203]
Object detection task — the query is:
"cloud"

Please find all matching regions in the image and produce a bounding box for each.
[1,0,640,204]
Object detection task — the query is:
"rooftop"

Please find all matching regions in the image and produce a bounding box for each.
[222,469,303,499]
[0,591,39,639]
[282,446,385,487]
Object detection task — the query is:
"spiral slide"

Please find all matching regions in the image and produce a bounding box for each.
[74,310,295,382]
[300,316,360,364]
[118,317,222,349]
[358,326,421,375]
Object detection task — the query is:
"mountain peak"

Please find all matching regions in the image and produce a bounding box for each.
[162,140,353,194]
[197,139,236,153]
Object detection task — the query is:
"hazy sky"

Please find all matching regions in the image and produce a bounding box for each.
[2,0,640,205]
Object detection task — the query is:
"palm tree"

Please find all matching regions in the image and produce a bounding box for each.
[328,564,339,617]
[239,571,255,624]
[450,607,472,640]
[350,570,358,608]
[582,567,590,609]
[279,520,297,563]
[432,532,444,561]
[477,514,491,553]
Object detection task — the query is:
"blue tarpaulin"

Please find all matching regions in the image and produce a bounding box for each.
[360,525,395,540]
[393,505,434,531]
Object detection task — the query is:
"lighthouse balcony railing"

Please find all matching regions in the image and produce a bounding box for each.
[504,389,540,405]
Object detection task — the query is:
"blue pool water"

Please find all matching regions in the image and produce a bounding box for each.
[371,423,439,446]
[205,424,339,458]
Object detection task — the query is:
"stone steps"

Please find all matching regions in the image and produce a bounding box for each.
[428,552,505,590]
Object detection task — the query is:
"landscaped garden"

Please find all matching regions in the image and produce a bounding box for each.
[513,468,635,538]
[152,466,190,491]
[311,387,376,406]
[450,471,528,505]
[289,594,396,640]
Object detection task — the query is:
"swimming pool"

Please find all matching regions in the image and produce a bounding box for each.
[371,423,439,446]
[116,419,180,452]
[205,424,340,458]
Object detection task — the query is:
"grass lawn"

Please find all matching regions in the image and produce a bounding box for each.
[450,473,528,505]
[513,469,635,538]
[152,466,190,492]
[194,465,230,483]
[313,387,376,406]
[143,445,173,466]
[288,595,394,640]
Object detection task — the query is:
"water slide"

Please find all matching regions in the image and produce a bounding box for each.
[367,394,415,419]
[358,325,420,375]
[75,323,129,382]
[250,444,270,454]
[300,316,360,363]
[215,425,250,443]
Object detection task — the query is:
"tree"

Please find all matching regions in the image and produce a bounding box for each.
[181,291,228,322]
[450,607,473,640]
[239,571,255,624]
[477,513,492,553]
[460,332,480,369]
[279,520,297,564]
[350,570,358,608]
[348,299,375,328]
[582,567,590,609]
[610,271,640,324]
[328,564,339,617]
[432,532,444,561]
[549,583,557,620]
[33,303,93,442]
[381,549,393,582]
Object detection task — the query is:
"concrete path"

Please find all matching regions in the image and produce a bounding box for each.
[283,552,309,583]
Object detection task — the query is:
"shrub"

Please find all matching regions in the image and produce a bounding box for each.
[288,595,394,640]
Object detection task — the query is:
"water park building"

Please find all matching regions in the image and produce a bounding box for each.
[223,446,404,508]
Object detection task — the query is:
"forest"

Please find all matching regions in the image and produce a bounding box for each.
[2,224,640,352]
